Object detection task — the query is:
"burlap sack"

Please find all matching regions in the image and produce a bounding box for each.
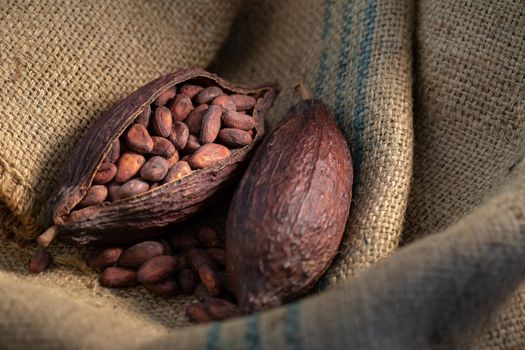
[0,0,523,348]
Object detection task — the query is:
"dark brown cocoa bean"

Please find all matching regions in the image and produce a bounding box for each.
[78,185,108,207]
[185,104,208,135]
[143,278,178,297]
[186,303,213,323]
[169,121,189,150]
[177,251,190,270]
[183,135,201,154]
[199,105,222,144]
[93,163,117,185]
[178,268,197,295]
[189,250,221,296]
[205,298,241,320]
[118,179,150,199]
[188,144,231,169]
[104,139,121,163]
[166,153,180,168]
[229,94,256,111]
[137,255,178,284]
[100,267,138,288]
[88,247,123,270]
[140,156,168,182]
[118,241,165,268]
[211,95,235,111]
[136,105,151,127]
[125,124,154,154]
[114,152,145,183]
[205,248,225,266]
[28,249,52,273]
[164,161,192,183]
[179,84,204,99]
[107,182,121,202]
[222,110,256,131]
[196,226,220,248]
[168,233,200,251]
[154,86,176,107]
[152,106,173,137]
[158,239,173,255]
[196,86,223,104]
[218,128,253,148]
[194,283,212,302]
[170,94,193,121]
[150,136,177,157]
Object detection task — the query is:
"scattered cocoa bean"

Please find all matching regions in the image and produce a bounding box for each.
[190,250,221,296]
[118,241,165,268]
[152,106,173,137]
[194,283,212,302]
[229,94,256,111]
[78,185,108,207]
[93,163,117,185]
[137,255,178,284]
[186,303,213,323]
[205,298,241,320]
[100,267,138,288]
[189,144,231,169]
[178,268,197,295]
[199,105,222,144]
[104,139,121,163]
[114,152,145,183]
[222,110,256,131]
[88,247,123,270]
[28,249,52,273]
[218,128,253,148]
[143,278,178,297]
[140,156,168,182]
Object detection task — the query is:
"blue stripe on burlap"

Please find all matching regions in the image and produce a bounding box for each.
[206,322,221,350]
[245,313,261,350]
[284,303,302,350]
[315,0,335,97]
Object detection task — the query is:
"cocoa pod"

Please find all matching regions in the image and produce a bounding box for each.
[140,156,168,182]
[150,136,177,157]
[77,185,107,207]
[185,104,208,135]
[100,267,138,288]
[199,105,222,144]
[104,139,121,163]
[170,94,194,122]
[196,226,220,248]
[226,83,353,312]
[143,278,178,297]
[152,106,173,137]
[118,179,150,199]
[114,152,145,183]
[93,163,117,185]
[229,94,256,111]
[211,95,235,111]
[189,144,231,169]
[137,255,178,284]
[118,241,165,267]
[136,105,151,127]
[39,68,278,246]
[222,110,256,131]
[186,303,213,323]
[169,121,189,151]
[205,298,241,320]
[179,84,204,99]
[218,128,253,148]
[178,268,197,295]
[28,249,52,273]
[168,233,199,251]
[164,161,192,183]
[195,86,223,104]
[88,247,123,270]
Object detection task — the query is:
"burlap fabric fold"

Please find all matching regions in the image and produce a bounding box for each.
[0,0,524,349]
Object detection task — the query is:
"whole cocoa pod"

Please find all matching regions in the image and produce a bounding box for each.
[225,83,353,312]
[38,68,278,246]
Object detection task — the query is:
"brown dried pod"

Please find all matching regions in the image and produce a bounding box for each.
[185,104,208,135]
[229,94,256,111]
[88,247,123,270]
[143,278,178,297]
[218,128,253,148]
[169,121,190,151]
[93,163,117,185]
[104,139,121,163]
[28,249,52,273]
[118,241,165,268]
[100,267,139,288]
[39,68,278,245]
[222,110,256,131]
[137,255,178,284]
[136,105,151,127]
[189,144,231,169]
[226,83,353,312]
[152,106,173,137]
[186,303,213,323]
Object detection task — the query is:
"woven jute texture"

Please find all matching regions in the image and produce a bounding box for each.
[1,0,524,349]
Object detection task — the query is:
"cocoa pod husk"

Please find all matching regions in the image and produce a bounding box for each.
[39,68,278,245]
[225,83,353,312]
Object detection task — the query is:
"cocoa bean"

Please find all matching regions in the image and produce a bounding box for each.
[154,86,176,107]
[179,84,204,99]
[158,239,173,255]
[152,106,173,137]
[185,104,208,135]
[140,156,168,182]
[169,121,189,151]
[104,139,121,163]
[107,182,121,202]
[168,233,199,251]
[205,298,241,320]
[199,105,222,144]
[28,249,52,273]
[205,248,225,266]
[143,278,178,297]
[78,185,108,207]
[137,255,178,284]
[188,144,231,169]
[93,163,117,185]
[186,303,213,323]
[183,135,201,154]
[211,95,235,111]
[222,110,256,131]
[196,226,220,248]
[88,247,123,270]
[136,105,151,127]
[194,283,212,302]
[164,161,192,183]
[196,86,223,104]
[170,94,193,121]
[229,94,256,111]
[218,128,253,148]
[177,251,190,270]
[190,250,221,296]
[118,179,150,199]
[100,267,138,288]
[114,152,145,183]
[125,124,154,154]
[118,241,165,267]
[178,268,197,295]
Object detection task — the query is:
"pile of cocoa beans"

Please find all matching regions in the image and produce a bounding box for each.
[76,84,257,208]
[88,225,240,323]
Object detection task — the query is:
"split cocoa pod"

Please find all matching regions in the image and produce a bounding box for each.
[38,67,278,246]
[226,83,353,312]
